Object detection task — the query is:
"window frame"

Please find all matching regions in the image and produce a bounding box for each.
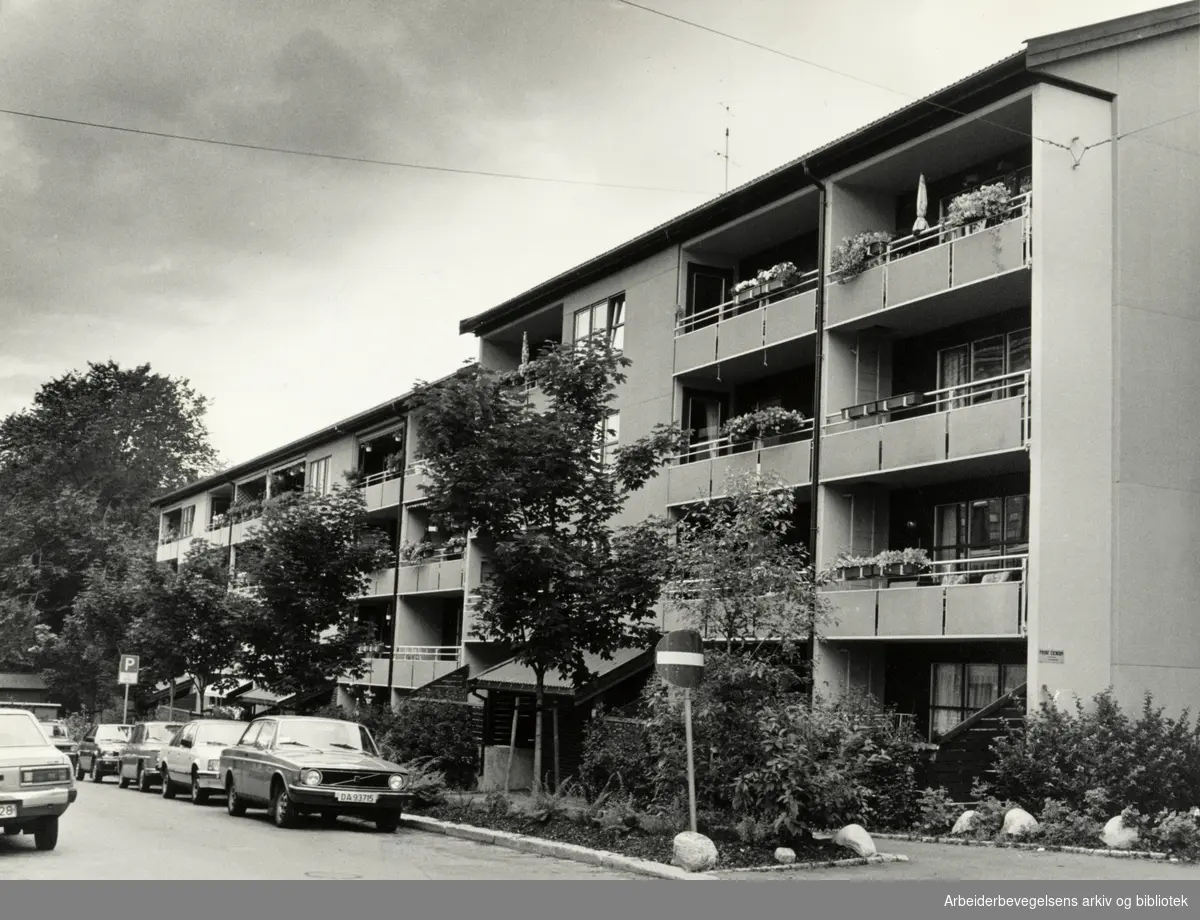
[308,456,332,495]
[595,411,621,468]
[929,661,1028,741]
[573,293,626,351]
[933,493,1030,563]
[937,327,1031,408]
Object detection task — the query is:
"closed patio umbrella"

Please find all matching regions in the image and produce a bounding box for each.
[912,173,929,234]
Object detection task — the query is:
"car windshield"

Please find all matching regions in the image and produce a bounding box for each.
[95,726,130,743]
[197,723,246,746]
[0,713,49,747]
[145,724,184,744]
[275,720,375,754]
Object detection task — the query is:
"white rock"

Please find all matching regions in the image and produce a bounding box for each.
[1190,806,1200,819]
[1002,807,1039,837]
[774,847,796,865]
[832,823,877,857]
[672,831,718,872]
[1101,815,1139,850]
[950,810,977,835]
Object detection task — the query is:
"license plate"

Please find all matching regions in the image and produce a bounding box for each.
[0,803,17,819]
[334,791,377,804]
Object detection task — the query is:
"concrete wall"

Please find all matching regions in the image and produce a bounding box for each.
[1034,27,1200,715]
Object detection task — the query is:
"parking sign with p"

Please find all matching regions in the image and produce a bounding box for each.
[118,654,139,685]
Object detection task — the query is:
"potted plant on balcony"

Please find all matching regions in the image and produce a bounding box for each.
[875,547,931,577]
[721,407,808,447]
[442,535,468,558]
[942,182,1012,234]
[835,552,880,581]
[398,540,436,564]
[732,261,801,304]
[830,231,893,282]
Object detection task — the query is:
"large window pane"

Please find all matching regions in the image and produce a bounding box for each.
[1004,495,1029,551]
[931,708,964,738]
[938,345,970,409]
[931,663,963,708]
[968,499,1003,556]
[934,504,963,560]
[1002,664,1028,695]
[965,663,1000,709]
[971,336,1005,402]
[573,308,591,342]
[1007,329,1032,375]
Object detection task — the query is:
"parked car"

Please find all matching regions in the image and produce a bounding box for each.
[219,716,412,832]
[40,721,80,771]
[77,723,132,782]
[160,719,247,804]
[118,721,185,792]
[0,708,77,851]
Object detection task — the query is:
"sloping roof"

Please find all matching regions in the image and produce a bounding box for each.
[1026,1,1198,68]
[470,646,655,704]
[0,672,48,691]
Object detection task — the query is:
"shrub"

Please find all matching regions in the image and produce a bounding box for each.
[1031,799,1104,847]
[397,758,448,808]
[578,708,655,805]
[830,231,893,280]
[989,690,1200,817]
[1124,808,1200,860]
[915,787,958,834]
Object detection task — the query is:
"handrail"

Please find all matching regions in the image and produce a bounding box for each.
[675,268,820,336]
[359,468,402,488]
[398,547,466,567]
[823,370,1031,430]
[672,418,815,465]
[390,645,462,662]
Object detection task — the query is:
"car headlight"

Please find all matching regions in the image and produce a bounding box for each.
[388,774,407,791]
[301,769,322,786]
[206,760,220,772]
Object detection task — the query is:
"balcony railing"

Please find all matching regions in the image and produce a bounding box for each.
[675,269,820,337]
[399,545,466,567]
[877,192,1032,271]
[342,646,464,690]
[673,421,815,466]
[360,468,402,488]
[392,645,462,663]
[824,553,1029,639]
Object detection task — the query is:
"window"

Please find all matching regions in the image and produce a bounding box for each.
[595,411,620,468]
[573,294,626,351]
[937,328,1031,408]
[308,456,331,495]
[180,505,195,538]
[930,662,1027,740]
[255,722,277,750]
[934,494,1029,563]
[237,723,262,748]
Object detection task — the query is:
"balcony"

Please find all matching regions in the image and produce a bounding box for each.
[360,564,399,598]
[674,270,818,376]
[361,469,403,512]
[823,554,1028,639]
[343,646,463,690]
[398,549,466,595]
[820,371,1030,484]
[666,424,813,506]
[826,193,1031,332]
[403,461,431,505]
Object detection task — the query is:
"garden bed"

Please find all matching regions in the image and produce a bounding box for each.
[412,802,847,870]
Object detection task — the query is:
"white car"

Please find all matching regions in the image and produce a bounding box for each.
[159,719,248,804]
[0,708,76,851]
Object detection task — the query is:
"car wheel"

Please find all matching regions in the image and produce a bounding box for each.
[90,760,103,783]
[375,811,400,834]
[118,768,131,789]
[138,765,154,793]
[3,826,20,836]
[226,777,247,817]
[270,781,297,829]
[160,768,176,799]
[34,817,59,852]
[74,761,85,781]
[190,771,209,805]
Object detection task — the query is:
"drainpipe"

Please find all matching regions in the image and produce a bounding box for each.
[386,416,408,704]
[803,162,828,706]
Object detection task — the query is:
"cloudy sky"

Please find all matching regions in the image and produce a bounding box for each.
[0,0,1166,467]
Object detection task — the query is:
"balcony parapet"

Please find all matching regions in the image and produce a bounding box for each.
[667,423,814,505]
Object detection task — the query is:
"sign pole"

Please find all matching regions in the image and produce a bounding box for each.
[123,683,129,724]
[683,687,698,834]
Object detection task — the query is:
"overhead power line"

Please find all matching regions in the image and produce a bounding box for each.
[0,106,710,196]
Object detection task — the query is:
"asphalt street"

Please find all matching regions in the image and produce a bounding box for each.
[0,776,636,880]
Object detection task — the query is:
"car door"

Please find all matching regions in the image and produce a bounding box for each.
[168,723,196,782]
[230,722,261,796]
[246,721,277,802]
[80,727,97,771]
[121,724,143,779]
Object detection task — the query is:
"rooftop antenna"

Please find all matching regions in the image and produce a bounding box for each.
[716,103,733,193]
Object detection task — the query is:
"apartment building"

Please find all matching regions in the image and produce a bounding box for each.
[155,3,1200,742]
[458,3,1200,740]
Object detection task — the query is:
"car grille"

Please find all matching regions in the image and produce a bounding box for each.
[319,771,391,789]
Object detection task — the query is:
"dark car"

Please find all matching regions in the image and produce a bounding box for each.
[118,721,185,792]
[77,724,131,782]
[219,716,411,832]
[41,721,80,771]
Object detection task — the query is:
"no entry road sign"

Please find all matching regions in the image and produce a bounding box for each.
[655,629,705,689]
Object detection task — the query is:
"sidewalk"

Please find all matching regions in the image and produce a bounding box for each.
[717,839,1200,880]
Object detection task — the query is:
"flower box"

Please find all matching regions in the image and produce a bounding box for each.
[839,564,879,580]
[883,563,924,577]
[881,392,924,413]
[843,403,876,421]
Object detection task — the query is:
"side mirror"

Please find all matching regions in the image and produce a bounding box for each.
[181,739,192,749]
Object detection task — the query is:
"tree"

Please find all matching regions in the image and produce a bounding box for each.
[0,361,218,628]
[409,341,682,793]
[132,540,245,716]
[230,485,393,695]
[667,469,830,657]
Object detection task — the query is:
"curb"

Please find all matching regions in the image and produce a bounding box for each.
[402,814,717,880]
[720,853,909,874]
[871,832,1179,862]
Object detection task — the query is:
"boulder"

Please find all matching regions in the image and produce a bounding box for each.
[1190,806,1200,819]
[950,810,977,835]
[832,824,877,858]
[773,847,796,865]
[1002,808,1039,838]
[1101,815,1139,850]
[672,832,718,872]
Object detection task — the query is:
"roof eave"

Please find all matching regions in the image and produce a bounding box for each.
[1026,1,1199,68]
